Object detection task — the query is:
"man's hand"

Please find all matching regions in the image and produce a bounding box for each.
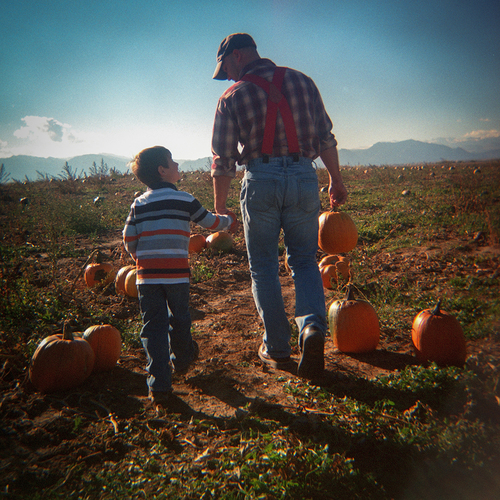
[329,179,348,207]
[320,146,348,207]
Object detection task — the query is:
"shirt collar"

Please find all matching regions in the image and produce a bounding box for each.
[148,181,178,191]
[239,58,276,79]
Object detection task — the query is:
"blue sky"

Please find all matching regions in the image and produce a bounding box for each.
[1,0,499,160]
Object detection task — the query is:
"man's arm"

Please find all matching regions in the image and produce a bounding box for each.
[213,174,233,214]
[320,146,348,207]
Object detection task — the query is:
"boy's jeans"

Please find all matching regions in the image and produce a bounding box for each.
[138,283,194,392]
[241,156,327,358]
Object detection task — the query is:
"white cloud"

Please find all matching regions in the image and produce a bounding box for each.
[438,129,500,146]
[461,129,500,141]
[0,116,88,158]
[13,116,74,142]
[430,129,500,150]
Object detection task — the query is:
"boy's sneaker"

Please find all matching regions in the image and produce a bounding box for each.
[149,389,172,407]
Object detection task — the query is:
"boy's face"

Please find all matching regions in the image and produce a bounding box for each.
[158,153,181,184]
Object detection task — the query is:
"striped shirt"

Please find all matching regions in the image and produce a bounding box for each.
[211,58,338,177]
[123,182,233,284]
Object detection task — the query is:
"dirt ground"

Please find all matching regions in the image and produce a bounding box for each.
[1,226,499,494]
[56,230,500,417]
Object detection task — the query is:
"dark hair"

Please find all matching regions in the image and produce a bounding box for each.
[130,146,171,187]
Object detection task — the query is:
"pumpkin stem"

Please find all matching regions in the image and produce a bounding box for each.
[346,284,356,301]
[70,249,101,295]
[431,299,442,316]
[62,321,74,341]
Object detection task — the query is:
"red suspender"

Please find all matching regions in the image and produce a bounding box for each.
[241,67,300,158]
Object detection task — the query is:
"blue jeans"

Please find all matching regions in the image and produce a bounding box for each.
[240,156,326,358]
[137,283,194,392]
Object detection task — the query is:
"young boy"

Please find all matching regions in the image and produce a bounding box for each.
[123,146,238,407]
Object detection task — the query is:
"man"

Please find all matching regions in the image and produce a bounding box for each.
[211,33,348,379]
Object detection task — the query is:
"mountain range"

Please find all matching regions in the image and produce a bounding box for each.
[337,139,500,166]
[1,139,499,182]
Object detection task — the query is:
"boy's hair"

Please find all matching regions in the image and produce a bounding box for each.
[130,146,171,187]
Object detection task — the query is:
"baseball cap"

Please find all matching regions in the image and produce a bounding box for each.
[213,33,257,80]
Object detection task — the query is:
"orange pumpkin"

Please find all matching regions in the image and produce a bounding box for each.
[29,323,95,393]
[206,231,233,252]
[318,211,358,254]
[328,285,380,353]
[189,234,207,254]
[124,268,138,298]
[411,300,467,367]
[335,257,351,281]
[115,265,135,295]
[319,254,341,268]
[83,324,122,372]
[84,262,115,288]
[321,264,338,289]
[319,255,351,284]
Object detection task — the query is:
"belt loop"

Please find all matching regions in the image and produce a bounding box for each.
[262,154,270,164]
[292,153,299,162]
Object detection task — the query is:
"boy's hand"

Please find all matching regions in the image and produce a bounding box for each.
[226,211,240,233]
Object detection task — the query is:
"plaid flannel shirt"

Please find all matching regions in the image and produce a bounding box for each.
[211,58,337,177]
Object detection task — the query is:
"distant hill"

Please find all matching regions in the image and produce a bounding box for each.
[177,157,212,172]
[338,139,500,166]
[1,138,499,181]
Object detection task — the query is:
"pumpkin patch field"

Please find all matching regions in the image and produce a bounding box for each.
[1,161,499,499]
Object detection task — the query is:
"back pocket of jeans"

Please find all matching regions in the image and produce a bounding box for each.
[242,178,278,212]
[298,179,320,213]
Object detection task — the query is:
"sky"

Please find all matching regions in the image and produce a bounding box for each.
[1,0,499,161]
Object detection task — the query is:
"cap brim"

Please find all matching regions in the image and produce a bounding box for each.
[213,60,227,80]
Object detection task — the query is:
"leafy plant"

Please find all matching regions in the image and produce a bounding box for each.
[0,163,11,184]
